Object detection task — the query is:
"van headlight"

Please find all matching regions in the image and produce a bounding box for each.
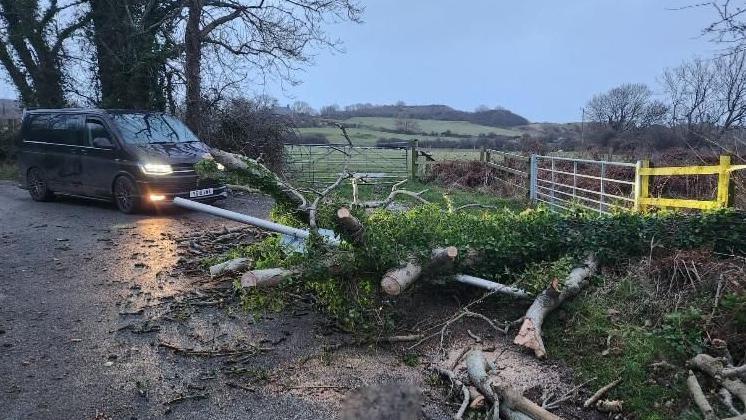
[216,162,225,171]
[140,163,173,175]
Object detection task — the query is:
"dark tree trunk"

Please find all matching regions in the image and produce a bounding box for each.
[185,0,204,135]
[88,0,169,110]
[0,0,66,107]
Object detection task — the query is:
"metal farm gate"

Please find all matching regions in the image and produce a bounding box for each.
[529,155,638,214]
[283,143,412,189]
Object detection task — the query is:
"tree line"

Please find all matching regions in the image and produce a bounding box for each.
[586,2,746,156]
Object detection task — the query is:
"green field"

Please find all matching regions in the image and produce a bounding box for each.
[345,116,522,137]
[297,126,424,145]
[298,117,522,146]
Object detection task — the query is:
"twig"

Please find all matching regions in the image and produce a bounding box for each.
[164,393,208,406]
[583,378,621,408]
[433,366,470,420]
[451,346,470,371]
[466,329,482,343]
[377,334,424,343]
[541,377,595,410]
[453,203,502,212]
[309,171,350,229]
[287,385,351,390]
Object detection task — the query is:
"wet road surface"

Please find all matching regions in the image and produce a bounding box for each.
[0,181,345,419]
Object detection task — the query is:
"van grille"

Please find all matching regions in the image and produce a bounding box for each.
[171,163,196,173]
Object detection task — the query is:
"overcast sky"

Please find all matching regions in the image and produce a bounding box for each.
[260,0,719,122]
[0,0,721,122]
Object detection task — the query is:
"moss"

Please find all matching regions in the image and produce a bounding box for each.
[544,275,706,419]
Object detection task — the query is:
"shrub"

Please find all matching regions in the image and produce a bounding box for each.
[201,98,293,172]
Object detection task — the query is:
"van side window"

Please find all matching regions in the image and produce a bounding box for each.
[26,114,51,142]
[48,114,82,145]
[26,114,82,145]
[86,120,111,146]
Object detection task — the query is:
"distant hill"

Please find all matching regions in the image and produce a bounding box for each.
[322,104,529,128]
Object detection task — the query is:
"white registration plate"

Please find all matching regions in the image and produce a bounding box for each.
[189,188,213,198]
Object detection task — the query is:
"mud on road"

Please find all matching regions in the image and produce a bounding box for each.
[0,181,591,420]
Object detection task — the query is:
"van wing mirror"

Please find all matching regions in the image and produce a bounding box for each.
[92,137,114,149]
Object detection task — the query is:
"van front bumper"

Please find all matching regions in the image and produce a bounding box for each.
[137,177,228,203]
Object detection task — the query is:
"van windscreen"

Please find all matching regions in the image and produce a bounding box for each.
[110,113,200,144]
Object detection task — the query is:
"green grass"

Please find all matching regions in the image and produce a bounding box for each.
[344,116,522,137]
[0,161,18,181]
[298,126,426,146]
[544,275,700,419]
[332,179,522,211]
[298,117,522,146]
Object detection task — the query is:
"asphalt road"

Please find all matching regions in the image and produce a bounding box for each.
[0,181,340,419]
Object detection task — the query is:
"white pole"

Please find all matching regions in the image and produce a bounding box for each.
[175,198,526,294]
[453,274,531,298]
[172,197,340,246]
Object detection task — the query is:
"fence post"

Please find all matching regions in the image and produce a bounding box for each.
[638,160,650,212]
[717,155,731,208]
[599,162,606,214]
[410,139,418,179]
[633,160,642,212]
[529,154,538,202]
[480,146,486,162]
[485,148,491,164]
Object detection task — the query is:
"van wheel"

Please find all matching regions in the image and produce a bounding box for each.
[114,176,140,214]
[27,168,55,201]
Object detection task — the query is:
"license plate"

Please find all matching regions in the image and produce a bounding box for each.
[189,188,213,198]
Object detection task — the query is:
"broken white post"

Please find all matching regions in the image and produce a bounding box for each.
[173,197,340,246]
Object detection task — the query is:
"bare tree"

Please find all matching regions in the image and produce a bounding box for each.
[182,0,362,135]
[394,118,420,134]
[292,100,316,115]
[586,83,667,133]
[320,104,340,116]
[703,0,746,54]
[661,53,746,141]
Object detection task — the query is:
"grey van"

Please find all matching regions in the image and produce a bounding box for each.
[17,109,227,213]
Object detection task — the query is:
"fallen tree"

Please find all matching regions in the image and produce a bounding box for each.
[513,255,598,358]
[688,352,746,420]
[191,149,746,418]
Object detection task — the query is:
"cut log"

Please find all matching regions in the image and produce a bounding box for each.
[240,268,295,288]
[209,257,250,277]
[514,255,597,358]
[690,353,746,409]
[381,247,458,295]
[687,370,718,420]
[336,207,365,245]
[492,382,562,420]
[381,262,422,296]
